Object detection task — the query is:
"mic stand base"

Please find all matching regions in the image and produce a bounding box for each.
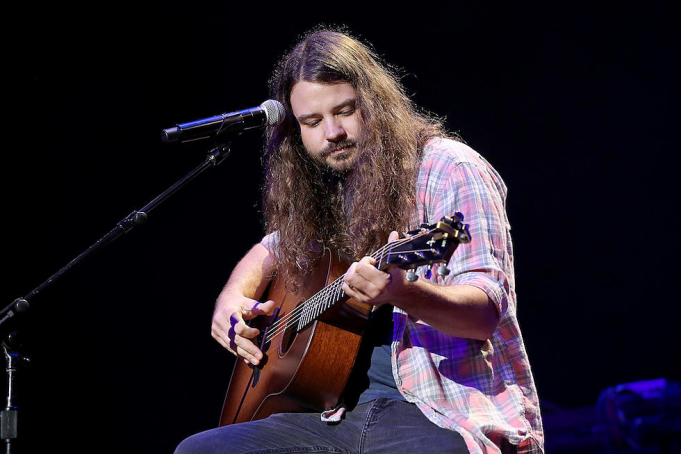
[1,336,25,454]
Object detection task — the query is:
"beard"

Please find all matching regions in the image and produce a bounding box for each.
[319,139,357,158]
[314,139,360,173]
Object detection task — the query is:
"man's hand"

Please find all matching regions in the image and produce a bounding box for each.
[212,295,277,366]
[341,231,403,306]
[341,231,498,340]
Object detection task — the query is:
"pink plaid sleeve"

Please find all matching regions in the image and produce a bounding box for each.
[400,138,543,453]
[416,138,515,317]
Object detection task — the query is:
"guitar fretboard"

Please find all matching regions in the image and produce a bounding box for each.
[265,241,397,343]
[294,238,410,332]
[297,276,346,331]
[263,221,462,344]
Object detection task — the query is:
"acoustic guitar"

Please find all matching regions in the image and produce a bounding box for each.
[219,214,471,426]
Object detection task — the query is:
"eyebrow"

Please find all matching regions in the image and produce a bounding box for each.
[296,98,357,123]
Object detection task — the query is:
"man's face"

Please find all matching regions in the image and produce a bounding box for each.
[290,81,362,172]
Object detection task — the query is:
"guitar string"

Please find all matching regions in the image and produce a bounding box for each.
[267,229,452,341]
[264,228,451,343]
[263,238,398,343]
[262,225,458,344]
[263,237,400,344]
[263,231,432,344]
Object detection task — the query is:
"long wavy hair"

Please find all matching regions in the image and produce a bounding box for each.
[263,28,447,289]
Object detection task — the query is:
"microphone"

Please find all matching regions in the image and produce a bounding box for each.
[162,99,285,143]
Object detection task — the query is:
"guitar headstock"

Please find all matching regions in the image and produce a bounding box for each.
[382,213,471,270]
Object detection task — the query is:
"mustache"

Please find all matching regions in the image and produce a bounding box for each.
[319,140,357,158]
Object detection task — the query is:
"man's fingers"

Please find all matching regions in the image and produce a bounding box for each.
[212,296,276,366]
[232,315,260,340]
[233,337,264,365]
[355,257,390,283]
[242,299,277,319]
[252,299,277,316]
[215,315,264,365]
[343,258,390,302]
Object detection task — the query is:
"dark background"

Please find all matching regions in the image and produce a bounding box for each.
[3,2,679,453]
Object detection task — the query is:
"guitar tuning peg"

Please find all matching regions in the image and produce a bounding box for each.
[437,265,450,277]
[405,269,419,282]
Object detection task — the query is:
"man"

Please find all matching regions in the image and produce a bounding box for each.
[175,28,543,454]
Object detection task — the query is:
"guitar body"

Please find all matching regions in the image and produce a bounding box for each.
[219,249,372,426]
[219,213,471,426]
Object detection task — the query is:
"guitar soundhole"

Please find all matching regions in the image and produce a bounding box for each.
[278,316,297,356]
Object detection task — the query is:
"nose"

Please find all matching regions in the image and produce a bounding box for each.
[324,118,347,142]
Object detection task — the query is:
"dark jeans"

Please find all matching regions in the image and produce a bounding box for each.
[174,398,469,454]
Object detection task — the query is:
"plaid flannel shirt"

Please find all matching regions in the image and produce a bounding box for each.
[396,138,543,453]
[260,138,543,453]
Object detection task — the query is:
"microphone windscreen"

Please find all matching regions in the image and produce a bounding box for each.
[260,100,286,125]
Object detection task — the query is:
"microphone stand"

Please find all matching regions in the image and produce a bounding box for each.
[0,137,236,453]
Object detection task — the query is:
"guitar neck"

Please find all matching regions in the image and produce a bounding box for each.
[295,236,417,332]
[267,214,469,341]
[296,274,346,332]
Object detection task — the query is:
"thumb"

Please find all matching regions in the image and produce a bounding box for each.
[388,231,400,243]
[241,299,273,320]
[253,299,277,316]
